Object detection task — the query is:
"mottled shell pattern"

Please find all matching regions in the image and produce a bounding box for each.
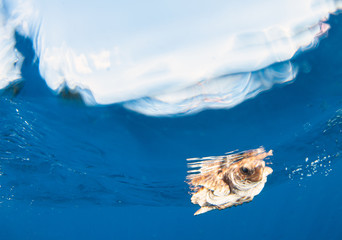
[187,147,273,215]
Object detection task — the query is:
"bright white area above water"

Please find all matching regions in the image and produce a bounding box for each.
[0,0,341,115]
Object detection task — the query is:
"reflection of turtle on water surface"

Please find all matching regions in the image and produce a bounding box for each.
[187,147,273,215]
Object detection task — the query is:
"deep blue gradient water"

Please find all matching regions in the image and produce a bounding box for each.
[1,15,342,240]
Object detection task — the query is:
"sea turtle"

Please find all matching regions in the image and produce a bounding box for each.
[187,147,273,215]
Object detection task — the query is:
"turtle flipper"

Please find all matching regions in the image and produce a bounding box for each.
[194,206,215,215]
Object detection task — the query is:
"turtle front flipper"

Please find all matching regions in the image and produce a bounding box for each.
[194,206,215,215]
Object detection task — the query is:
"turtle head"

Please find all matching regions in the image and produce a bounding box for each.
[236,159,273,183]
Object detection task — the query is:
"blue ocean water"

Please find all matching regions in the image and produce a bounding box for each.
[0,13,342,240]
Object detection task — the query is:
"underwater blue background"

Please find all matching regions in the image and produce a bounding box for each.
[1,14,342,240]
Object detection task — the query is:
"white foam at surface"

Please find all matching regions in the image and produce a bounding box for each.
[0,0,341,115]
[125,62,298,115]
[0,0,23,89]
